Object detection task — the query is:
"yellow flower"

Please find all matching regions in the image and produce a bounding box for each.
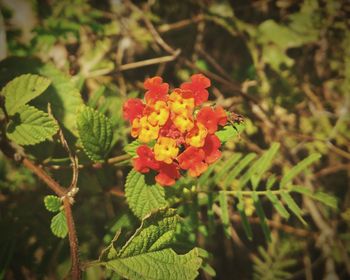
[168,90,195,115]
[147,101,170,126]
[172,113,194,133]
[154,137,179,164]
[131,116,159,143]
[185,122,208,148]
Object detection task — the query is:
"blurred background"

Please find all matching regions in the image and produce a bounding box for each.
[0,0,349,279]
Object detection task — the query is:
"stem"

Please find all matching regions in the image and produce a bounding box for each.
[63,197,81,280]
[107,153,131,165]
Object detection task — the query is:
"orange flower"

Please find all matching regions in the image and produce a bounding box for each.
[180,74,210,105]
[123,98,145,122]
[197,106,227,134]
[144,76,169,104]
[177,146,208,177]
[155,162,180,186]
[185,122,208,148]
[133,145,159,173]
[131,116,159,143]
[202,134,221,164]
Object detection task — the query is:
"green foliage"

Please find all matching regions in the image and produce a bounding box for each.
[215,122,245,143]
[50,211,68,238]
[99,209,202,280]
[123,140,141,158]
[44,195,61,212]
[125,169,168,220]
[6,105,58,145]
[1,74,51,115]
[77,105,113,162]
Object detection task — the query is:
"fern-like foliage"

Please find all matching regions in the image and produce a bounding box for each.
[199,142,337,241]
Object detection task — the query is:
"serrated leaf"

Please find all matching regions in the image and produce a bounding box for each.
[291,186,337,209]
[280,192,307,225]
[50,211,68,238]
[123,140,141,158]
[77,105,112,162]
[2,74,51,115]
[280,153,321,188]
[252,192,271,242]
[215,122,245,143]
[237,192,253,240]
[100,209,202,280]
[0,58,84,136]
[266,191,290,219]
[44,195,61,212]
[6,105,58,145]
[125,169,168,219]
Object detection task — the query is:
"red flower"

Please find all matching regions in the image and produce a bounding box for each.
[215,106,227,126]
[177,146,208,177]
[123,98,145,122]
[180,74,210,105]
[159,119,185,145]
[133,145,159,173]
[197,106,227,134]
[202,134,221,164]
[155,162,180,186]
[144,76,169,103]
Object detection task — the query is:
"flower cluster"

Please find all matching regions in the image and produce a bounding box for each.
[123,74,227,186]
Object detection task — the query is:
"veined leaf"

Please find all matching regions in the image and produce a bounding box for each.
[99,209,202,280]
[2,74,51,115]
[44,195,61,213]
[77,105,112,162]
[237,192,253,240]
[280,192,307,225]
[252,192,271,242]
[50,211,68,238]
[125,169,168,220]
[280,153,321,188]
[215,122,245,143]
[6,105,58,145]
[291,186,337,209]
[266,191,290,219]
[124,140,141,158]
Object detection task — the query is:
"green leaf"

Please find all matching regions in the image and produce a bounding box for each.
[99,209,202,280]
[0,58,84,136]
[252,192,271,242]
[2,74,51,115]
[215,153,242,183]
[6,105,58,145]
[237,192,253,240]
[44,195,61,213]
[218,191,230,237]
[223,153,257,188]
[280,192,307,225]
[125,169,168,220]
[291,186,337,209]
[280,153,321,188]
[50,211,68,238]
[251,143,280,189]
[77,105,112,162]
[266,191,290,219]
[124,140,141,158]
[215,122,245,143]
